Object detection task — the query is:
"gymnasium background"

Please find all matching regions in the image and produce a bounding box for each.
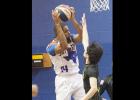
[32,0,112,100]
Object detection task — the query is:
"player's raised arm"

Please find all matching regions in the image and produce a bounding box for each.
[69,8,82,43]
[52,10,68,54]
[81,13,89,57]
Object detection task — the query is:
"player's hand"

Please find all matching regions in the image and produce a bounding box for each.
[69,7,76,21]
[52,10,61,24]
[81,13,87,28]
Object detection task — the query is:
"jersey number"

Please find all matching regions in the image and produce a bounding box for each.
[61,65,68,72]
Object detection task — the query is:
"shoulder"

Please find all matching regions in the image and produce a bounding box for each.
[46,39,58,56]
[87,64,98,78]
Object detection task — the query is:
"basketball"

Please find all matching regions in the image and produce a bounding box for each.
[55,5,72,22]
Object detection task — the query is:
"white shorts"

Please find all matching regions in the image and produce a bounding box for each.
[55,73,85,100]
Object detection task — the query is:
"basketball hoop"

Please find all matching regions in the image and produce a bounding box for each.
[90,0,110,12]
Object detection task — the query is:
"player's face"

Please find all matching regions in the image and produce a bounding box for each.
[62,25,70,38]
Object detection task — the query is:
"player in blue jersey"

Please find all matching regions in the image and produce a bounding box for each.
[46,8,85,100]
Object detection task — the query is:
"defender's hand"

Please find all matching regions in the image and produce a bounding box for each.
[81,13,87,28]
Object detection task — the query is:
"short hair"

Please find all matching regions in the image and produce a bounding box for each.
[87,42,103,64]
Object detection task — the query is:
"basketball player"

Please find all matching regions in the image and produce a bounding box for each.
[46,8,85,100]
[32,84,38,97]
[81,14,103,100]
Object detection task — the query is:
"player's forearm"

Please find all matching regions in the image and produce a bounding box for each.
[71,18,82,36]
[82,26,89,51]
[55,23,68,49]
[82,87,98,100]
[82,13,89,50]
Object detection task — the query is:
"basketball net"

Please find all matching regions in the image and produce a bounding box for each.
[90,0,110,12]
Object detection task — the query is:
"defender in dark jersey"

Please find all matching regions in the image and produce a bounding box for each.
[81,14,103,100]
[83,42,103,100]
